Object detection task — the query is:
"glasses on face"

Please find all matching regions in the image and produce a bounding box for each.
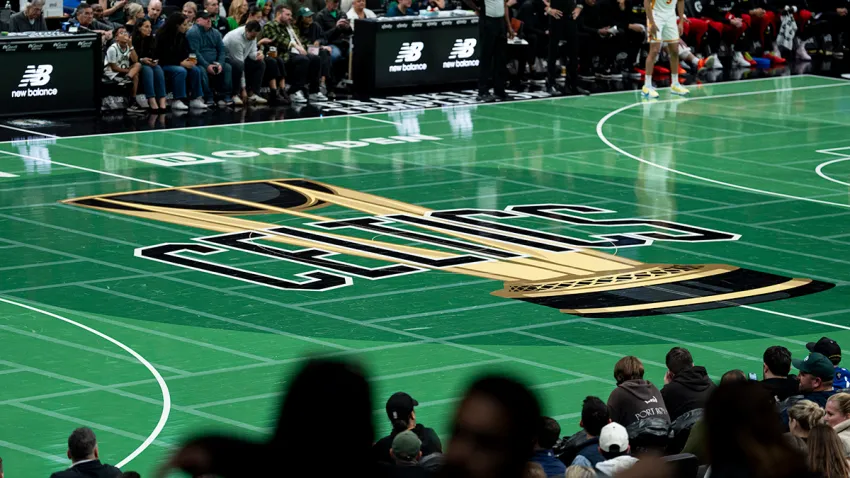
[118,30,129,36]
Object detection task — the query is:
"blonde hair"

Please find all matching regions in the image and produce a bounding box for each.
[788,400,825,432]
[828,392,850,417]
[614,356,645,384]
[523,462,546,478]
[182,1,197,13]
[228,0,247,19]
[565,465,597,478]
[125,2,143,18]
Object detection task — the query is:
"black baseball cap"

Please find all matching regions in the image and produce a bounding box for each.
[793,352,835,380]
[807,337,841,365]
[196,10,211,19]
[386,392,418,421]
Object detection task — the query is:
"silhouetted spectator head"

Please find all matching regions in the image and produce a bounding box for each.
[580,396,609,437]
[68,427,98,462]
[788,400,825,438]
[807,424,850,478]
[598,422,630,460]
[421,452,445,473]
[121,472,141,478]
[794,352,834,393]
[534,417,560,450]
[387,392,419,433]
[523,462,546,478]
[721,369,747,384]
[392,430,423,464]
[614,356,644,385]
[441,375,541,478]
[564,465,596,478]
[0,456,4,478]
[705,380,808,478]
[808,337,842,366]
[764,346,792,378]
[666,347,694,376]
[825,392,850,427]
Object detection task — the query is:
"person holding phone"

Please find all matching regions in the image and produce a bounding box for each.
[132,18,168,111]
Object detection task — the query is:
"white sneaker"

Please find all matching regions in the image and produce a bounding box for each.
[796,41,812,61]
[732,51,752,68]
[135,95,148,108]
[290,90,307,103]
[309,91,328,102]
[189,98,208,109]
[171,99,189,110]
[232,95,244,106]
[710,54,723,69]
[248,94,268,105]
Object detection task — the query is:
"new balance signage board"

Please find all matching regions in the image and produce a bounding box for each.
[352,14,480,94]
[0,33,100,117]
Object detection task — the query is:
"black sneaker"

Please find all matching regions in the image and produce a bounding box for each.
[476,93,497,102]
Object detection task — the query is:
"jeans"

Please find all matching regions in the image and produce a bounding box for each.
[161,64,203,100]
[199,62,233,101]
[329,44,343,62]
[140,64,166,99]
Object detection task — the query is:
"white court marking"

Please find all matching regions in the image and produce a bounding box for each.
[0,296,171,468]
[815,154,850,188]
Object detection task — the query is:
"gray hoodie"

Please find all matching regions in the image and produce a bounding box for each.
[607,379,670,428]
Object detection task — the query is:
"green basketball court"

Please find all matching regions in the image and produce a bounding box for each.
[1,74,850,477]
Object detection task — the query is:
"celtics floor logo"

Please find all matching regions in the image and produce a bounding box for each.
[63,179,833,318]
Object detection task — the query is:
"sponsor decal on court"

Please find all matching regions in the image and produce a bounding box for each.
[62,179,834,318]
[320,91,550,114]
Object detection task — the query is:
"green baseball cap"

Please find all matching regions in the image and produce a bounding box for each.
[793,352,834,380]
[299,6,314,16]
[392,430,422,461]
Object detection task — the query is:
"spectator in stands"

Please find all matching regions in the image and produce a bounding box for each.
[786,399,825,456]
[258,7,289,104]
[530,417,565,477]
[374,392,442,464]
[576,0,622,79]
[795,352,838,407]
[705,380,808,478]
[182,1,197,22]
[570,396,609,468]
[514,0,546,75]
[296,7,334,97]
[9,0,48,32]
[386,0,416,16]
[132,18,168,110]
[188,10,234,106]
[241,5,263,24]
[155,12,207,110]
[807,337,850,390]
[50,427,122,478]
[258,0,274,25]
[147,0,164,30]
[388,430,431,477]
[103,25,143,111]
[315,0,351,62]
[441,375,540,478]
[762,345,800,402]
[523,462,546,478]
[92,3,117,29]
[595,422,638,477]
[722,369,747,382]
[223,20,270,106]
[124,2,145,32]
[807,424,850,478]
[203,0,230,34]
[607,356,669,428]
[73,3,114,41]
[661,347,715,421]
[564,465,595,478]
[347,0,376,21]
[262,4,324,103]
[227,0,248,28]
[825,393,850,456]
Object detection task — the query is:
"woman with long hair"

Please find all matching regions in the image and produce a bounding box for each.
[826,393,850,457]
[786,400,826,456]
[131,18,167,111]
[154,12,206,110]
[227,0,248,29]
[807,424,850,478]
[257,0,273,26]
[181,1,197,23]
[239,5,262,25]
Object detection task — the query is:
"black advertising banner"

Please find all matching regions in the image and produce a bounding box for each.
[0,33,100,117]
[353,15,480,93]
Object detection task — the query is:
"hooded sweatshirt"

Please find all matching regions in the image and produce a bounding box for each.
[661,366,716,421]
[595,455,639,476]
[607,379,670,428]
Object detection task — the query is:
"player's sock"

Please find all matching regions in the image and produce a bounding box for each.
[644,75,652,89]
[671,73,679,84]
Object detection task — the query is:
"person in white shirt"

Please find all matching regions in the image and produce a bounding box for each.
[346,0,376,26]
[223,20,270,105]
[104,25,143,109]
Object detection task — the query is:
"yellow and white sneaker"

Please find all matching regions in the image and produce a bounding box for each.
[670,84,690,96]
[641,85,659,99]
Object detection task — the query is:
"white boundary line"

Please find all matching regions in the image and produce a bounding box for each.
[596,83,850,210]
[816,157,850,188]
[0,150,170,188]
[0,124,60,139]
[0,296,171,468]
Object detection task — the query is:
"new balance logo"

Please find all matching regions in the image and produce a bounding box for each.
[395,42,424,63]
[19,65,53,87]
[448,38,476,59]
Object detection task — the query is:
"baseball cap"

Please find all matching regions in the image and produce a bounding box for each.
[599,422,629,453]
[793,352,835,380]
[196,10,211,19]
[807,337,842,365]
[299,6,314,17]
[386,392,418,421]
[392,430,422,461]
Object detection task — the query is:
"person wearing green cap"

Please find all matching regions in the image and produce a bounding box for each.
[296,6,334,98]
[780,352,838,429]
[388,430,431,477]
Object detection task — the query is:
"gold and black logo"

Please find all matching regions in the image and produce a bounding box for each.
[63,179,833,318]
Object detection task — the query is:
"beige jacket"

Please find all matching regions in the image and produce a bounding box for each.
[834,419,850,457]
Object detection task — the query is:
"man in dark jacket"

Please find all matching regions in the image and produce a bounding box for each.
[608,356,670,428]
[50,428,121,478]
[314,0,351,60]
[373,392,443,464]
[761,345,800,402]
[661,347,716,421]
[571,396,609,468]
[531,417,566,477]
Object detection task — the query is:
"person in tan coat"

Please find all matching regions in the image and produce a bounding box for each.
[825,392,850,457]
